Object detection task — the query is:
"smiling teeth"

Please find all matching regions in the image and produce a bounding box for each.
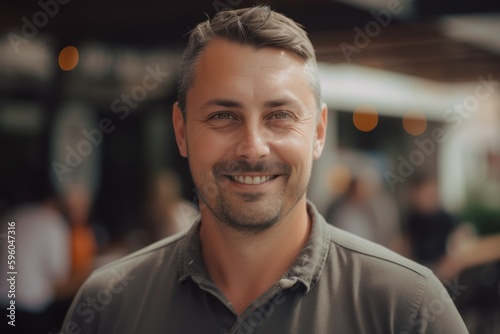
[230,175,272,185]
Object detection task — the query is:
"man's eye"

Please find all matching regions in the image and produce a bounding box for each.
[269,111,291,120]
[210,112,234,120]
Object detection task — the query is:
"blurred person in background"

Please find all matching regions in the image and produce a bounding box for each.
[325,164,403,251]
[49,182,98,330]
[434,213,500,333]
[435,228,500,279]
[404,176,500,332]
[0,182,70,334]
[404,175,458,269]
[65,182,97,287]
[147,169,198,241]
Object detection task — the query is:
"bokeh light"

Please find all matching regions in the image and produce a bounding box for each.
[58,46,79,71]
[353,105,378,132]
[402,110,427,136]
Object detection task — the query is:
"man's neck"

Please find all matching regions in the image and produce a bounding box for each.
[199,199,311,315]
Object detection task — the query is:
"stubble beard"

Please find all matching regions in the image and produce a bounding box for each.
[191,159,308,235]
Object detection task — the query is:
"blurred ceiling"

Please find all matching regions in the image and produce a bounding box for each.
[1,0,500,82]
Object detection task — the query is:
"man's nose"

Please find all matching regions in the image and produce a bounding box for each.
[234,122,270,160]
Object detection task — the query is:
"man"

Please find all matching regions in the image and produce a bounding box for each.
[62,7,468,333]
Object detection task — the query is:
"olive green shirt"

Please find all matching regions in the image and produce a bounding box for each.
[62,202,468,333]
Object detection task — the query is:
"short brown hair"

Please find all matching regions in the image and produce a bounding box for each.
[177,6,321,116]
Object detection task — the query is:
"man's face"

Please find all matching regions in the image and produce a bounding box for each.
[173,39,327,233]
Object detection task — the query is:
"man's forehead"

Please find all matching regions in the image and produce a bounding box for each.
[188,39,309,96]
[184,38,317,112]
[198,38,305,71]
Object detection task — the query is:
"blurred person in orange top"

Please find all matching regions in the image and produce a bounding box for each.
[65,182,97,288]
[47,182,98,330]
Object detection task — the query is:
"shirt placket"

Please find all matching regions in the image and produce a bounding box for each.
[225,278,299,334]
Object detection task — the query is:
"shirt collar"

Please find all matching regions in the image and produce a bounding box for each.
[177,220,206,285]
[283,201,330,292]
[177,201,330,293]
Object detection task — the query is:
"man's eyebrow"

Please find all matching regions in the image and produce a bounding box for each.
[263,98,303,110]
[201,98,242,110]
[200,97,304,111]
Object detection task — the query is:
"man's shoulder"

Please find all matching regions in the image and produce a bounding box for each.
[310,219,468,332]
[322,223,435,323]
[324,222,431,279]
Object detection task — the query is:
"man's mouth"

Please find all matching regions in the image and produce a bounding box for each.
[227,175,276,185]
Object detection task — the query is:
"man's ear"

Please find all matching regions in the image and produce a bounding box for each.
[172,102,188,158]
[313,103,328,160]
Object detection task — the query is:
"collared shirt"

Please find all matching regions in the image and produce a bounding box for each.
[62,202,468,334]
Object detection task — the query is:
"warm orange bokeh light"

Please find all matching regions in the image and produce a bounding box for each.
[403,110,427,136]
[58,46,79,71]
[353,106,378,132]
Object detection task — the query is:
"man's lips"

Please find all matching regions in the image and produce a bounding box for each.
[213,160,290,186]
[225,175,278,185]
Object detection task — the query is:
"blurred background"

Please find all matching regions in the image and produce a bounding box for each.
[1,0,500,333]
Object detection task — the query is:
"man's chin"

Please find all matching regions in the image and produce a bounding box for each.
[237,192,265,203]
[215,202,282,234]
[219,213,280,234]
